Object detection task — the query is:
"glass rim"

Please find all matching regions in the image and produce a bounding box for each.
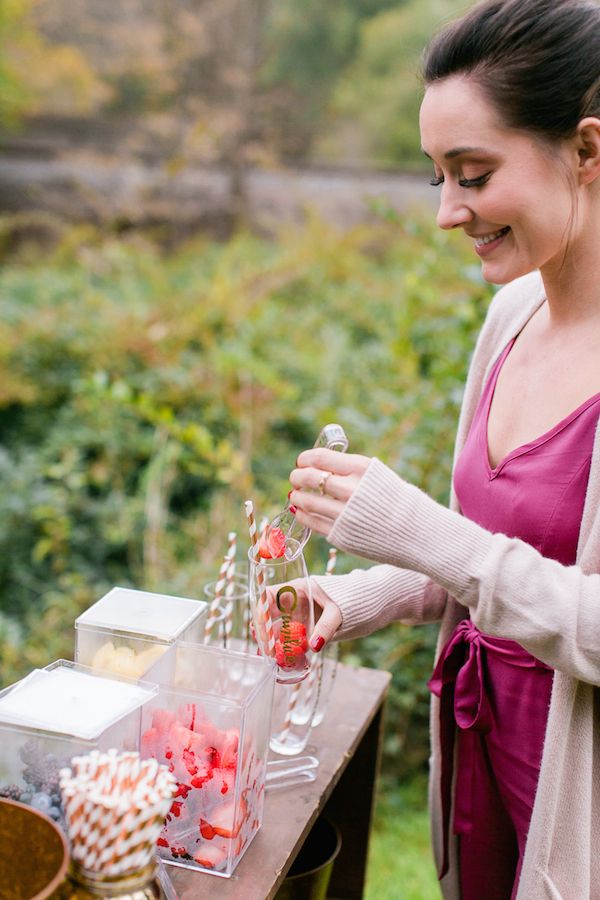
[247,538,303,565]
[203,577,248,599]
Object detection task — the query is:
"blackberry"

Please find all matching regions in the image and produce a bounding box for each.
[19,740,60,793]
[0,784,23,801]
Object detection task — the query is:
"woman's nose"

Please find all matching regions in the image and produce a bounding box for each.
[436,184,473,231]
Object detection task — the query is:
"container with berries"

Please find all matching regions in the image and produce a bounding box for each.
[0,659,157,825]
[139,641,275,877]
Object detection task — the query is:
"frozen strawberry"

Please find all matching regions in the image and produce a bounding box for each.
[151,708,176,735]
[194,841,229,870]
[182,747,198,776]
[176,702,197,731]
[258,526,286,559]
[198,766,233,807]
[190,763,213,789]
[140,726,159,757]
[207,798,243,839]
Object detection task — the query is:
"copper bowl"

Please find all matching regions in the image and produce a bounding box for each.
[0,797,69,899]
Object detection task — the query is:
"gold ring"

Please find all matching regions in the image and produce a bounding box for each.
[318,471,332,496]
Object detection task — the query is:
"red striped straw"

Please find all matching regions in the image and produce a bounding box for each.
[244,500,275,655]
[204,531,236,644]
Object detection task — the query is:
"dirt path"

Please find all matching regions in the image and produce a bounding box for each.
[0,154,437,231]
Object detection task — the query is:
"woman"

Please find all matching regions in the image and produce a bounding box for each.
[286,1,600,898]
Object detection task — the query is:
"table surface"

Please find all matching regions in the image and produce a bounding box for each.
[164,662,391,900]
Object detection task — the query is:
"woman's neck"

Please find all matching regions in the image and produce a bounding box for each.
[540,202,600,328]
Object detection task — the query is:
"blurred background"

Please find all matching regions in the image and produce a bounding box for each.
[0,1,484,896]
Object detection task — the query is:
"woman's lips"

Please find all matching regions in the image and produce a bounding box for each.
[473,226,511,257]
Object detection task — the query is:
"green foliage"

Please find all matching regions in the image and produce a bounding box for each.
[0,0,106,129]
[261,0,409,158]
[329,0,474,166]
[0,213,490,781]
[367,776,439,899]
[0,0,35,127]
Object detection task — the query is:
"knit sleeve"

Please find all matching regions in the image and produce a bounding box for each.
[310,565,448,641]
[327,456,600,685]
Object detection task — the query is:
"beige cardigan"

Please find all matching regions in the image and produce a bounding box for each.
[313,271,600,900]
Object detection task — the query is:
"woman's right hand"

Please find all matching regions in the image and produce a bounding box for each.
[306,578,343,653]
[265,577,342,654]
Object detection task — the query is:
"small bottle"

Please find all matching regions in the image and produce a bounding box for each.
[266,424,349,552]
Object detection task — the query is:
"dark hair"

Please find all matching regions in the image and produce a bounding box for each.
[422,0,600,143]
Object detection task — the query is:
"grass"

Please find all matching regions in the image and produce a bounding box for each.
[365,776,441,900]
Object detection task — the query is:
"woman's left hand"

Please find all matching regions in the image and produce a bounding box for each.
[288,448,372,536]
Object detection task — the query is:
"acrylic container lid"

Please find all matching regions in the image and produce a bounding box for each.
[75,586,208,643]
[0,660,158,741]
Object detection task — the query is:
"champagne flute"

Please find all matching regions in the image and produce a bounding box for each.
[247,539,314,685]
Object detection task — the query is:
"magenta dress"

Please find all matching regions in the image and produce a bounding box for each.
[428,337,600,899]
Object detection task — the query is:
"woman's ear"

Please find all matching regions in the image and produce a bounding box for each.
[575,117,600,185]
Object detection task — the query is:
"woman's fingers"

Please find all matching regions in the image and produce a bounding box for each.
[309,580,342,651]
[296,448,370,476]
[289,467,354,500]
[291,505,336,536]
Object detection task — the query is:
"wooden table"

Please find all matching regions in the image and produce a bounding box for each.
[165,662,391,900]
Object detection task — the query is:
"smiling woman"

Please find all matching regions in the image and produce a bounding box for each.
[284,2,600,899]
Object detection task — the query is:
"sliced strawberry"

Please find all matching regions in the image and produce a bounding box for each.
[275,620,309,667]
[220,728,239,769]
[258,526,286,559]
[156,836,169,848]
[199,818,215,840]
[174,782,192,799]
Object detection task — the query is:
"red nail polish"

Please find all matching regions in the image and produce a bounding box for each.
[311,635,325,652]
[289,505,297,515]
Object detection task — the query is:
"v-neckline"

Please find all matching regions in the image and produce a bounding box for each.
[484,338,600,479]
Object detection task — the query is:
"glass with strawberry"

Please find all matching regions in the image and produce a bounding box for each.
[248,536,314,685]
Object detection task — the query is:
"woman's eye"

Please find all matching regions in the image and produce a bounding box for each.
[458,171,492,188]
[429,175,444,187]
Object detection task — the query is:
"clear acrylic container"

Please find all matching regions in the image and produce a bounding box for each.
[75,587,208,683]
[0,660,157,822]
[139,642,275,878]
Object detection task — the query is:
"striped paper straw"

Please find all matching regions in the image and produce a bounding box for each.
[244,500,275,655]
[204,531,236,644]
[326,547,337,576]
[278,681,302,745]
[59,751,176,877]
[301,547,339,725]
[223,532,237,648]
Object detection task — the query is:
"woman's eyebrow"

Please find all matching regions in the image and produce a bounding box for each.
[421,146,492,160]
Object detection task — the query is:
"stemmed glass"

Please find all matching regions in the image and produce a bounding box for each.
[247,539,314,685]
